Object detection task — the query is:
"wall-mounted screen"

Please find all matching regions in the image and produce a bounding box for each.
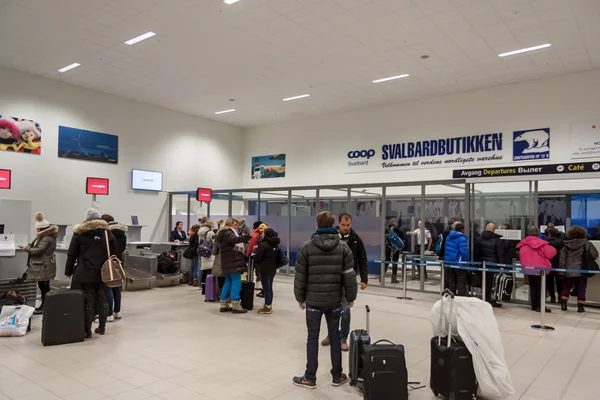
[132,169,163,192]
[0,169,11,189]
[86,177,109,195]
[196,188,212,202]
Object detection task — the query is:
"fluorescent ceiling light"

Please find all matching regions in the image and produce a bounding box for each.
[214,109,236,115]
[125,31,156,45]
[372,74,410,83]
[58,63,81,73]
[283,94,310,102]
[498,43,552,57]
[224,0,241,4]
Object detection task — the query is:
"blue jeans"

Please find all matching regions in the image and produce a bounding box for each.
[305,303,343,382]
[261,274,274,306]
[338,296,351,341]
[189,256,200,282]
[220,272,242,302]
[107,286,122,316]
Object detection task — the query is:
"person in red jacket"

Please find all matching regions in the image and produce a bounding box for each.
[248,222,268,297]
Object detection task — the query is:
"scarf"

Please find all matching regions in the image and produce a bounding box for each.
[231,227,245,253]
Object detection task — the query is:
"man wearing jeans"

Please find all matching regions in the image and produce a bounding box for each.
[293,211,358,389]
[321,213,368,351]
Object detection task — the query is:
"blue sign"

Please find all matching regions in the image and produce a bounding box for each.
[513,128,550,161]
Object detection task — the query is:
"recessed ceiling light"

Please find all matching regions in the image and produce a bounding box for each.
[498,43,552,57]
[372,74,410,84]
[214,109,236,115]
[283,94,311,102]
[223,0,241,4]
[124,31,156,45]
[58,63,81,73]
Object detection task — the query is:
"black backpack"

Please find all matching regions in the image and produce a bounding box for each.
[157,252,178,274]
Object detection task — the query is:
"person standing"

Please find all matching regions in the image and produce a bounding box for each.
[293,211,357,389]
[198,219,216,295]
[254,228,280,314]
[188,225,201,286]
[22,212,57,315]
[443,223,469,296]
[517,227,556,313]
[170,221,187,242]
[102,214,127,321]
[407,220,433,251]
[474,223,504,308]
[65,209,116,338]
[559,226,599,313]
[384,219,404,283]
[217,218,251,314]
[321,213,367,351]
[545,227,565,303]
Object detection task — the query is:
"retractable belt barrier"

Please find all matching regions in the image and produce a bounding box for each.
[370,256,600,333]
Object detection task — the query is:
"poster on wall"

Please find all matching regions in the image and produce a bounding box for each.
[58,126,118,164]
[251,154,286,179]
[571,119,600,159]
[512,128,550,161]
[0,115,42,155]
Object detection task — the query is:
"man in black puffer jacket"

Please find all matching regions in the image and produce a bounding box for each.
[293,211,357,389]
[474,223,505,307]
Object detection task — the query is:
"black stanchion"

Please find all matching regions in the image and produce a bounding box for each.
[531,270,555,332]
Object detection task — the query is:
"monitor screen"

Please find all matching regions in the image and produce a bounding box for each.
[86,177,109,195]
[131,169,163,192]
[0,169,11,189]
[196,188,212,202]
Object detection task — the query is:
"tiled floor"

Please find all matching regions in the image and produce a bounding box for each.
[1,278,599,400]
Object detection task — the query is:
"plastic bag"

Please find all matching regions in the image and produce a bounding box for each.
[431,296,515,399]
[0,305,35,337]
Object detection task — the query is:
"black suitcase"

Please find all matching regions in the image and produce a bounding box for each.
[240,259,255,311]
[349,305,372,386]
[363,340,408,400]
[42,289,86,346]
[430,290,478,400]
[492,273,514,303]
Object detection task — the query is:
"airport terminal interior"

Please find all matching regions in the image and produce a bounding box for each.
[2,0,600,399]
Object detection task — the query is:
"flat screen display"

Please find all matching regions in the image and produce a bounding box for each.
[0,169,11,189]
[196,188,212,202]
[132,169,163,191]
[86,177,109,195]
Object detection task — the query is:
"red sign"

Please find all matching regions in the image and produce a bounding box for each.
[86,177,109,195]
[196,188,212,202]
[0,169,11,189]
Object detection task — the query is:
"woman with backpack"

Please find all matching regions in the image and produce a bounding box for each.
[198,219,216,295]
[254,228,280,314]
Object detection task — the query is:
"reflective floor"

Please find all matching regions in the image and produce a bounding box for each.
[1,279,599,400]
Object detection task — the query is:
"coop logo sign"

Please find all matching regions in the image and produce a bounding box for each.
[348,149,376,166]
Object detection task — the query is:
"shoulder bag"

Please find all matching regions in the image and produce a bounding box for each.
[101,230,126,288]
[583,243,599,278]
[275,247,289,268]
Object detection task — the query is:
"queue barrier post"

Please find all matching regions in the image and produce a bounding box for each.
[397,254,412,301]
[440,261,445,294]
[380,259,385,288]
[482,261,487,302]
[531,269,555,332]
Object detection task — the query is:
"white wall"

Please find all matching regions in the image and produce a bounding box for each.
[0,67,244,241]
[243,68,600,189]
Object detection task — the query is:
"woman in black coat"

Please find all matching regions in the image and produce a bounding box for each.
[545,227,564,303]
[217,218,250,313]
[254,228,280,314]
[102,214,127,321]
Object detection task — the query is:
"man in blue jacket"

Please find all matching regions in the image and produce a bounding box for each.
[443,223,469,296]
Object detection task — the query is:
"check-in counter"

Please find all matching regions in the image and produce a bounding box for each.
[0,247,69,282]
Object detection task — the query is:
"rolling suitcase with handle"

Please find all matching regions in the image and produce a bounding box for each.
[42,289,86,346]
[240,258,255,311]
[349,305,372,386]
[430,290,478,400]
[204,274,218,302]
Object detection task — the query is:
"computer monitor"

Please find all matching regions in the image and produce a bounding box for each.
[131,216,139,225]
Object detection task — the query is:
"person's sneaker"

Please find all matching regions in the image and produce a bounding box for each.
[293,376,316,389]
[258,305,273,314]
[114,312,121,320]
[231,301,248,314]
[33,307,43,316]
[321,336,330,346]
[94,327,105,335]
[340,340,349,352]
[107,315,115,323]
[256,291,264,298]
[332,373,348,387]
[490,301,503,308]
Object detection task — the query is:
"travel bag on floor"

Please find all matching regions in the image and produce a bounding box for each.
[492,273,513,303]
[240,259,254,310]
[205,274,218,302]
[0,305,35,337]
[430,290,478,400]
[42,289,85,346]
[349,305,372,386]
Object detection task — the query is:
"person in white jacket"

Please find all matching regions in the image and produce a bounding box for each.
[198,219,216,295]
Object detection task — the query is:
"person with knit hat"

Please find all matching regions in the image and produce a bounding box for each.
[248,222,268,298]
[65,208,116,338]
[22,212,58,315]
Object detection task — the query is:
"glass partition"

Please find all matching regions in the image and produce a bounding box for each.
[170,193,192,236]
[262,191,291,275]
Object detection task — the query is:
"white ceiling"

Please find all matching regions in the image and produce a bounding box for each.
[0,0,599,127]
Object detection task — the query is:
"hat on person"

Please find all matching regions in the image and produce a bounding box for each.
[86,208,102,221]
[258,223,268,230]
[253,221,264,229]
[34,211,50,230]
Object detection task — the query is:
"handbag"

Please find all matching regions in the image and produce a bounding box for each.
[183,246,195,259]
[101,230,126,288]
[583,243,599,278]
[275,247,289,268]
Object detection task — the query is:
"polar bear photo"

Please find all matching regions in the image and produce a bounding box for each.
[514,129,549,153]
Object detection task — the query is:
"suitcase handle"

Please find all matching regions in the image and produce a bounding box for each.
[372,339,396,346]
[365,305,370,334]
[438,290,455,349]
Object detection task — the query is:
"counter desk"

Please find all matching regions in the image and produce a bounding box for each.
[0,247,69,282]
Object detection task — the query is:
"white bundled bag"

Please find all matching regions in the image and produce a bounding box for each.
[0,305,35,337]
[430,296,515,399]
